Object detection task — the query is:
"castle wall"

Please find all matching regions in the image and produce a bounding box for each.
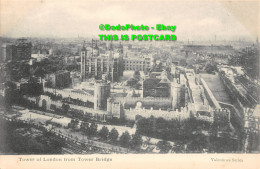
[114,96,172,109]
[195,115,214,123]
[39,95,108,116]
[43,87,94,103]
[124,106,190,121]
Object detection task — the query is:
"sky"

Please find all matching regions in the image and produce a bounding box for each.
[0,0,259,41]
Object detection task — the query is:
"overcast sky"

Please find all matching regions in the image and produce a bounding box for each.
[1,0,259,41]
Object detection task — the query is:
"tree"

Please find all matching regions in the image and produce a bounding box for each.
[205,62,216,74]
[89,123,98,136]
[80,121,89,134]
[109,128,119,142]
[98,126,109,140]
[62,103,70,115]
[133,70,141,80]
[134,83,142,90]
[136,116,156,137]
[187,133,208,152]
[119,131,131,148]
[179,59,187,66]
[69,119,79,130]
[126,78,138,87]
[130,133,143,151]
[157,140,172,153]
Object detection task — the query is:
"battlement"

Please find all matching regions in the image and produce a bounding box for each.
[213,108,230,113]
[114,96,173,110]
[213,108,231,123]
[39,95,107,116]
[114,96,172,102]
[196,116,214,123]
[43,87,94,103]
[124,106,190,121]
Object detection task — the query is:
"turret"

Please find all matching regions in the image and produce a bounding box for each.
[94,82,111,110]
[107,97,113,116]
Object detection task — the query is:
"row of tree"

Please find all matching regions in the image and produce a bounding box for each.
[98,126,143,151]
[136,116,242,153]
[68,120,143,151]
[0,118,65,154]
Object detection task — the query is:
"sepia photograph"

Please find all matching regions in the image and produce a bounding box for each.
[0,0,259,168]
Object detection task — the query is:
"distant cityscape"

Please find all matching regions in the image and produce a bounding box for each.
[0,36,259,154]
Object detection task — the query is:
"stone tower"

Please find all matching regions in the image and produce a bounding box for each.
[171,81,182,110]
[94,82,111,110]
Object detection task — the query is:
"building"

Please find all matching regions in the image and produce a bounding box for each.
[1,39,32,61]
[143,70,174,98]
[1,44,16,61]
[143,78,170,98]
[15,39,32,60]
[123,55,152,72]
[81,41,124,82]
[182,45,234,55]
[219,66,258,110]
[31,53,48,62]
[94,81,111,110]
[244,105,260,132]
[45,70,71,89]
[110,68,186,112]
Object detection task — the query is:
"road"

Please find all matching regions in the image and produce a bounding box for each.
[5,106,132,153]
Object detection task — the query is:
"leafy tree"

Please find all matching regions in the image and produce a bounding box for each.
[240,47,259,79]
[126,78,138,87]
[62,103,70,115]
[27,138,44,153]
[130,132,143,151]
[179,59,187,66]
[134,83,142,90]
[109,128,119,142]
[133,70,141,80]
[119,131,131,148]
[205,62,217,74]
[68,119,79,130]
[98,126,109,140]
[187,133,207,152]
[157,140,172,153]
[136,116,156,137]
[89,123,98,136]
[80,121,89,134]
